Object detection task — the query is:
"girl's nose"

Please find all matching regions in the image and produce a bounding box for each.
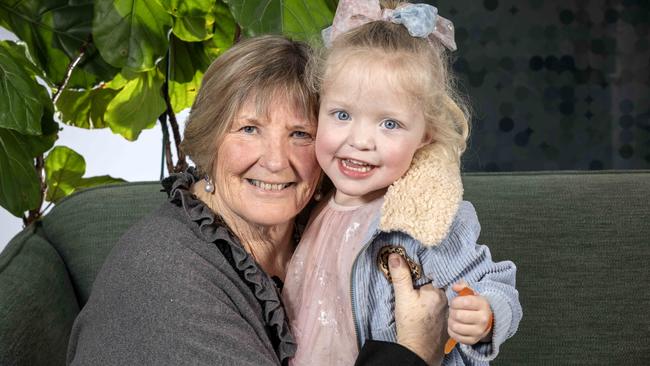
[348,122,375,151]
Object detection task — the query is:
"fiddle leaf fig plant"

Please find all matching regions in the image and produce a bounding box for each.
[0,0,334,225]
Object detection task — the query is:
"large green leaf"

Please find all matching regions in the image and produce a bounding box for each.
[93,0,173,71]
[0,0,112,87]
[171,13,215,42]
[44,145,85,203]
[0,128,42,216]
[104,70,166,140]
[204,1,237,60]
[157,0,217,42]
[323,0,337,13]
[75,42,121,85]
[0,41,45,135]
[56,87,118,129]
[2,100,58,220]
[25,94,59,157]
[156,0,215,15]
[0,39,44,79]
[168,36,211,113]
[44,146,125,202]
[224,0,334,41]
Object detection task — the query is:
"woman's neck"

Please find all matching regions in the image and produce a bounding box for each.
[192,181,295,280]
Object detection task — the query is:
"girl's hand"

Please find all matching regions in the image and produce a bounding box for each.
[389,254,448,366]
[448,281,493,345]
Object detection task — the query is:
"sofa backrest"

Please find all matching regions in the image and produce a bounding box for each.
[1,171,649,365]
[40,182,167,305]
[462,171,649,365]
[1,182,167,366]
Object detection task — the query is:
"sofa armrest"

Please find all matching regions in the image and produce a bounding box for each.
[0,225,80,366]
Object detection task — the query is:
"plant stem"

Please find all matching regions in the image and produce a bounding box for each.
[159,114,175,175]
[24,44,87,225]
[162,47,187,173]
[52,42,88,105]
[164,94,187,173]
[24,155,45,226]
[234,24,242,44]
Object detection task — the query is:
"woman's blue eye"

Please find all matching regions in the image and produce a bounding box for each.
[334,111,350,121]
[382,119,400,130]
[292,131,312,139]
[241,126,257,134]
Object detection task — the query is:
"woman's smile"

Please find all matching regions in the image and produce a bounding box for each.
[246,178,295,192]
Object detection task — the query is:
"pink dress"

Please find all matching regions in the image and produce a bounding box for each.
[283,195,383,366]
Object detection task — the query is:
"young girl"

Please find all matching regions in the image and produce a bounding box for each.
[283,1,522,365]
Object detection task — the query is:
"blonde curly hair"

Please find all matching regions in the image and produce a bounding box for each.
[309,0,470,165]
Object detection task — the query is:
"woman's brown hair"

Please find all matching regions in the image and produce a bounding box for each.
[181,35,319,177]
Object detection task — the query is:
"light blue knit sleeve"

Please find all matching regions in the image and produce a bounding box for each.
[418,201,522,363]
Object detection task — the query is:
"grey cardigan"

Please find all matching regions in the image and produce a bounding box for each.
[67,171,429,366]
[67,171,295,365]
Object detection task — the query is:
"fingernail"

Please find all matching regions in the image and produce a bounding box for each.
[388,254,401,268]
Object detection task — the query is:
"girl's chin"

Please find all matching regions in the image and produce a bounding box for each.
[333,187,386,206]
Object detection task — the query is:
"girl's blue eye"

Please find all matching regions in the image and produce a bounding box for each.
[382,119,400,130]
[334,111,350,121]
[241,126,257,134]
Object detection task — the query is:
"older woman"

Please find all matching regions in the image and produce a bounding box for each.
[67,35,447,366]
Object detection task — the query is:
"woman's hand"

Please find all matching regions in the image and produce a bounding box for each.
[389,254,449,366]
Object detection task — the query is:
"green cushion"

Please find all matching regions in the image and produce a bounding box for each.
[0,225,79,366]
[40,182,166,306]
[463,171,650,365]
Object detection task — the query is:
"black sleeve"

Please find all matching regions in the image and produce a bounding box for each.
[355,340,427,366]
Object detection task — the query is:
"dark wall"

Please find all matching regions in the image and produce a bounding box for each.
[420,0,650,171]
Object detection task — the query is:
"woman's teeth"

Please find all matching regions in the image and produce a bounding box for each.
[248,179,290,191]
[342,159,373,172]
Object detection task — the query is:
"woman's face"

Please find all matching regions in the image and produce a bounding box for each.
[212,96,320,227]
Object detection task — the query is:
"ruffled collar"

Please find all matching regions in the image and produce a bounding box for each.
[162,168,296,363]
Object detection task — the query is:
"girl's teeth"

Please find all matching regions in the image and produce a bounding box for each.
[249,180,288,191]
[342,159,372,172]
[347,159,368,166]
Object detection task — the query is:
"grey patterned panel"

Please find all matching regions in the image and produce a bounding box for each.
[418,0,650,171]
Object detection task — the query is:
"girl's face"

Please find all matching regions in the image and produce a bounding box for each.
[316,59,431,206]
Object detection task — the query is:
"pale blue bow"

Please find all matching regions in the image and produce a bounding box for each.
[389,4,437,38]
[323,1,457,51]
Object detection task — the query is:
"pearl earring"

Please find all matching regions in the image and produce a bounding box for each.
[204,175,214,193]
[314,190,323,201]
[314,175,325,201]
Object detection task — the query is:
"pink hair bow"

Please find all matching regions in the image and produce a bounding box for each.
[323,0,457,51]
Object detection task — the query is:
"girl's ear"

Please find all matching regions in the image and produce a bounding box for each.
[418,129,433,149]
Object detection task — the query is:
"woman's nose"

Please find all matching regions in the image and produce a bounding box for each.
[260,136,290,172]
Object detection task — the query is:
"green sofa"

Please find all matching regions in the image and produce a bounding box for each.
[1,171,648,365]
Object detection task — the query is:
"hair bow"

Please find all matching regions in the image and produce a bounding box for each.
[322,0,457,51]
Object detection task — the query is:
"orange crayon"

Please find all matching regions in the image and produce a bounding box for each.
[444,286,493,354]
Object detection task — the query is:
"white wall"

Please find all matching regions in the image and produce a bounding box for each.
[0,27,187,252]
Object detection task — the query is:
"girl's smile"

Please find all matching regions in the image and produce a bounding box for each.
[338,157,376,177]
[315,56,431,206]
